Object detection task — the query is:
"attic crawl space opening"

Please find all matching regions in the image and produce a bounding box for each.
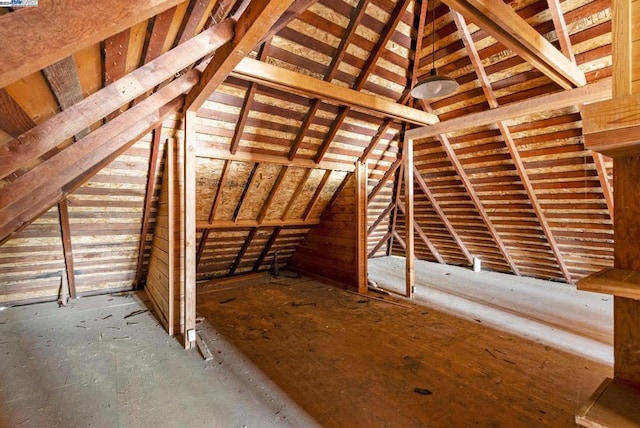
[0,0,615,344]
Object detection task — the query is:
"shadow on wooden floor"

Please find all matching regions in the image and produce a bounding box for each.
[196,272,612,427]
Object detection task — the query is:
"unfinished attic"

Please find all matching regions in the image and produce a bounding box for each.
[1,0,640,426]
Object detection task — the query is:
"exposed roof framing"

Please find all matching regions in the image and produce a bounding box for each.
[0,0,616,304]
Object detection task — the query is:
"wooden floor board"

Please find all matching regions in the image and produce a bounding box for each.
[196,273,611,427]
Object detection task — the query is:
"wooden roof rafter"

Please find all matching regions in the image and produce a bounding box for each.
[441,0,586,89]
[185,0,295,112]
[453,11,572,283]
[288,0,372,161]
[413,164,473,265]
[229,38,272,154]
[314,0,413,164]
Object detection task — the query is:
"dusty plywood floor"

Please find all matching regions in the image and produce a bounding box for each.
[0,293,316,428]
[197,270,612,427]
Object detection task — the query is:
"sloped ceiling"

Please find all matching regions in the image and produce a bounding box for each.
[0,0,612,303]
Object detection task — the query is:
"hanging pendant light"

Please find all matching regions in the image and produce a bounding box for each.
[411,0,459,99]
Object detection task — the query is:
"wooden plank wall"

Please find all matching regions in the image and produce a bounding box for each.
[0,207,66,304]
[288,171,365,291]
[146,142,174,334]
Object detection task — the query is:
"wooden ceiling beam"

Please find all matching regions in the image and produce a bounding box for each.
[195,145,355,172]
[0,19,234,181]
[185,0,294,112]
[454,11,572,282]
[0,0,186,89]
[407,78,611,140]
[232,58,439,127]
[0,71,188,242]
[197,218,320,230]
[442,0,585,89]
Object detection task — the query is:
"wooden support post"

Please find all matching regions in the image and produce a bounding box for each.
[575,1,640,424]
[183,111,197,350]
[58,199,76,299]
[355,162,367,294]
[403,136,414,298]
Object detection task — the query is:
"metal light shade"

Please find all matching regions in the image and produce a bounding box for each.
[411,68,459,99]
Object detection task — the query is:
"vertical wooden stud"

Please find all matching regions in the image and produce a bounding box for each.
[403,137,414,298]
[183,111,197,349]
[356,161,367,294]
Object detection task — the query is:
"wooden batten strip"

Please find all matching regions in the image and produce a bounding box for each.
[397,200,444,264]
[367,157,402,202]
[253,226,281,271]
[229,227,257,275]
[281,168,312,220]
[230,39,271,155]
[0,19,234,181]
[288,99,320,160]
[413,165,473,265]
[302,169,332,221]
[367,202,395,237]
[592,152,614,217]
[208,159,230,222]
[142,6,178,64]
[360,120,394,163]
[368,230,392,258]
[547,0,575,63]
[232,162,259,221]
[134,126,163,288]
[257,166,289,223]
[197,218,320,230]
[57,199,77,299]
[386,163,403,256]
